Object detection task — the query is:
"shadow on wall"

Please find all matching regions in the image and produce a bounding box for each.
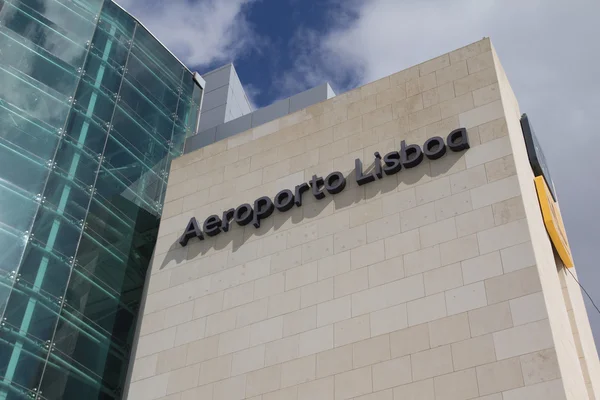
[158,149,464,271]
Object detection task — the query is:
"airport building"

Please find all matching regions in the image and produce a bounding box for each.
[125,38,600,400]
[0,1,599,399]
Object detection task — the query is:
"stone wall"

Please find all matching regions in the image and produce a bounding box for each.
[126,38,594,400]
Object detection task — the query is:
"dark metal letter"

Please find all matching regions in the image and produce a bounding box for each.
[294,183,310,207]
[234,204,254,226]
[179,217,204,246]
[355,158,376,186]
[252,196,275,228]
[221,209,235,232]
[383,151,402,175]
[274,189,295,212]
[447,128,470,152]
[400,140,423,169]
[423,136,447,160]
[324,171,346,194]
[374,152,383,179]
[203,215,222,237]
[310,175,326,200]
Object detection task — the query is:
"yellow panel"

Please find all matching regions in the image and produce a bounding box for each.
[534,176,574,267]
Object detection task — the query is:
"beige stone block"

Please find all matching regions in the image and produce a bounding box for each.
[450,165,487,194]
[393,379,435,400]
[429,313,470,348]
[263,386,297,400]
[349,95,377,119]
[299,325,334,356]
[368,257,405,287]
[397,159,432,191]
[218,326,250,355]
[298,377,335,400]
[404,245,441,276]
[317,344,353,378]
[385,274,426,307]
[412,345,453,381]
[351,240,386,271]
[401,202,435,232]
[372,116,410,142]
[384,229,421,259]
[333,116,363,141]
[367,214,402,244]
[223,282,254,310]
[436,60,469,85]
[434,368,479,400]
[467,51,494,74]
[318,210,350,238]
[306,127,334,150]
[465,136,512,170]
[246,365,282,397]
[435,191,473,222]
[419,218,457,248]
[271,246,302,273]
[254,273,285,300]
[231,344,265,375]
[335,268,369,298]
[454,67,497,97]
[265,335,299,366]
[319,138,350,164]
[502,379,566,400]
[140,311,166,337]
[363,104,393,130]
[186,335,219,366]
[473,83,500,107]
[355,389,393,400]
[509,292,547,326]
[285,262,318,291]
[409,105,441,130]
[451,334,497,371]
[392,94,424,119]
[485,154,515,183]
[493,319,554,360]
[287,223,318,248]
[137,328,177,358]
[390,65,420,86]
[468,302,513,337]
[268,288,301,318]
[237,298,269,328]
[440,93,474,119]
[390,323,430,358]
[132,354,158,382]
[284,306,317,337]
[461,251,503,284]
[318,296,351,327]
[128,373,169,400]
[455,206,495,237]
[485,266,541,304]
[407,293,447,326]
[459,100,504,130]
[250,316,283,346]
[199,354,232,385]
[438,82,455,102]
[302,236,334,264]
[420,54,451,76]
[373,356,412,391]
[281,355,316,388]
[416,177,451,205]
[476,357,524,396]
[381,189,416,217]
[334,225,367,254]
[181,384,213,400]
[492,196,525,226]
[478,118,507,144]
[477,219,530,255]
[500,242,535,273]
[334,366,373,400]
[440,234,479,266]
[424,263,463,295]
[350,200,383,228]
[353,335,391,368]
[318,252,351,280]
[377,84,408,108]
[371,303,408,336]
[335,314,370,347]
[422,87,439,108]
[157,345,187,375]
[301,278,334,308]
[446,282,487,315]
[520,348,560,385]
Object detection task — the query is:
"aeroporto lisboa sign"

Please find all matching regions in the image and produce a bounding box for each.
[179,128,470,246]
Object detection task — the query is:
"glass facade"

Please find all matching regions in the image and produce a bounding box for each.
[0,0,203,398]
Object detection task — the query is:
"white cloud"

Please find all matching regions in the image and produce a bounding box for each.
[114,0,261,67]
[277,0,600,344]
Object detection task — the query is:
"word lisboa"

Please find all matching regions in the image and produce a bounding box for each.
[179,128,470,246]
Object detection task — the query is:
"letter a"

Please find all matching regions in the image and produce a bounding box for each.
[179,217,204,246]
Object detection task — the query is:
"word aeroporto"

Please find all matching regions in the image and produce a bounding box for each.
[178,128,469,246]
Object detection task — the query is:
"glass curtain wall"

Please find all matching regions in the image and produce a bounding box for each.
[0,0,202,398]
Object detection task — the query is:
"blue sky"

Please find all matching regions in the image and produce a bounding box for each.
[118,0,600,347]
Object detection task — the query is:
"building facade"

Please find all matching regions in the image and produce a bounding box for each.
[0,0,203,399]
[127,39,600,400]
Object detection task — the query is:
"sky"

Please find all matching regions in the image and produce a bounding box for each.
[117,0,600,346]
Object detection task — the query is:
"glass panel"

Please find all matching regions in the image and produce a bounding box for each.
[63,111,108,156]
[1,287,59,344]
[0,140,49,197]
[18,245,72,301]
[28,207,83,260]
[0,332,48,398]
